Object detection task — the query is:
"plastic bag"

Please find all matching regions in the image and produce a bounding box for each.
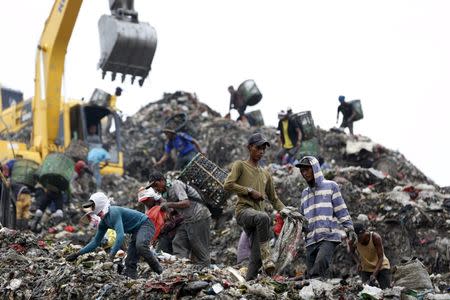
[146,206,166,241]
[393,259,433,290]
[273,212,304,274]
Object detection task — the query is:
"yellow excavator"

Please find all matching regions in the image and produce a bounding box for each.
[0,0,157,176]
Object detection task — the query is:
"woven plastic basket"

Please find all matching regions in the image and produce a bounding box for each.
[178,154,230,208]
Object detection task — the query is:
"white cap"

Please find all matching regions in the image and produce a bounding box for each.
[278,110,287,119]
[138,187,161,202]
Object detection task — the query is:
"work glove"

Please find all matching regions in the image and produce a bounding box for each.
[66,252,80,262]
[347,229,358,243]
[280,206,307,224]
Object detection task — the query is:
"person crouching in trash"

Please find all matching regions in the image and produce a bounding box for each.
[65,192,163,279]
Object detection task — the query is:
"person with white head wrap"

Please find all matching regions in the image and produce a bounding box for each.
[66,192,163,279]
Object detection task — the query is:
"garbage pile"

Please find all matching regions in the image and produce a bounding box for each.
[1,91,450,299]
[0,226,366,299]
[119,91,278,181]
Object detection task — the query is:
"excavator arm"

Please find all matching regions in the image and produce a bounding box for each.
[32,0,157,157]
[32,0,83,157]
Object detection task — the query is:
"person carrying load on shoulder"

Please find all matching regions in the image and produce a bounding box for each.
[336,95,357,135]
[147,171,211,267]
[276,110,302,165]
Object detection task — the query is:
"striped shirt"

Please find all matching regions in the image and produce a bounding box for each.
[298,156,354,247]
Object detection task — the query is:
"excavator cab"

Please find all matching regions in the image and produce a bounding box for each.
[69,102,122,172]
[98,0,157,86]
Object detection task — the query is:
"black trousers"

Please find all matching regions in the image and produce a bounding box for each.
[36,188,63,212]
[125,219,162,275]
[305,240,339,278]
[361,269,391,289]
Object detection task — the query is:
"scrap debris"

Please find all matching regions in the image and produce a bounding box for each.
[1,92,449,299]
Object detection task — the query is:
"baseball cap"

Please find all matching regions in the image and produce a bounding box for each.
[74,160,88,175]
[353,222,366,235]
[163,127,176,134]
[146,171,165,189]
[295,157,312,168]
[278,110,287,119]
[138,187,161,202]
[248,133,270,147]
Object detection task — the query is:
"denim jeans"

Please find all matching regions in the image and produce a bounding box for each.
[89,161,101,189]
[124,219,162,276]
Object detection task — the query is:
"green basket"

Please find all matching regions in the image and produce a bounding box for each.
[296,137,320,160]
[350,100,364,122]
[178,153,230,208]
[237,79,263,106]
[245,110,265,126]
[290,111,316,140]
[39,153,75,191]
[10,159,39,188]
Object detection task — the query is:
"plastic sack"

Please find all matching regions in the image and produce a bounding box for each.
[358,284,383,300]
[273,212,304,274]
[350,99,364,122]
[102,229,116,249]
[237,231,251,264]
[392,258,433,290]
[298,279,333,300]
[146,206,165,241]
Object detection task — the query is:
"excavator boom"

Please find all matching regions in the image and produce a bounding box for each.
[33,0,157,156]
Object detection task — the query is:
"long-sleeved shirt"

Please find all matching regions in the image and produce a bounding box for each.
[87,148,111,164]
[298,156,354,247]
[224,160,285,216]
[165,132,196,157]
[78,206,148,256]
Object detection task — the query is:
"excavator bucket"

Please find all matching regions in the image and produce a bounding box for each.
[97,15,157,86]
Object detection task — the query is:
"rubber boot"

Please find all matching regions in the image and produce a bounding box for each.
[49,209,64,226]
[30,210,43,233]
[146,254,163,275]
[260,241,275,275]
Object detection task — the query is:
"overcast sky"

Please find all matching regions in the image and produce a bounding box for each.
[0,1,449,186]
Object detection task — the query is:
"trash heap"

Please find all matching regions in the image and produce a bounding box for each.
[1,91,450,299]
[119,91,278,181]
